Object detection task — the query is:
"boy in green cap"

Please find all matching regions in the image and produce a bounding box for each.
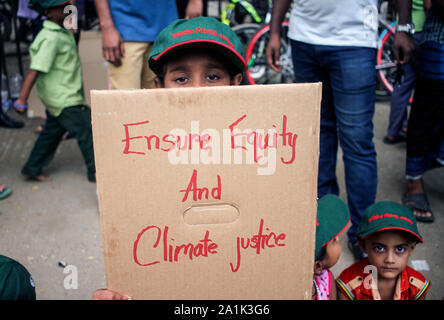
[148,16,246,89]
[336,201,431,300]
[0,255,36,300]
[93,16,247,300]
[313,194,350,300]
[14,0,96,182]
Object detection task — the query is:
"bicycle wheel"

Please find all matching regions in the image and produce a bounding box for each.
[244,21,294,85]
[0,12,11,41]
[232,23,261,58]
[376,22,397,97]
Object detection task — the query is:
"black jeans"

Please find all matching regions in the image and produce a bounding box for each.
[22,105,95,182]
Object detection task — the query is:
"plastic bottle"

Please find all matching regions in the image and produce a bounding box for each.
[1,73,10,112]
[9,71,23,100]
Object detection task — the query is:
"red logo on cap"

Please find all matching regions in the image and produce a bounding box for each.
[368,213,413,225]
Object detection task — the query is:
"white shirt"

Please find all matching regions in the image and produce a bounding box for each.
[288,0,379,48]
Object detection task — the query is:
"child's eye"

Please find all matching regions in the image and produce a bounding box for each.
[395,246,407,254]
[174,76,189,84]
[206,73,221,81]
[373,245,385,253]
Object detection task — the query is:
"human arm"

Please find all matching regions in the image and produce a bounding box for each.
[394,0,414,64]
[14,70,39,106]
[423,0,432,13]
[434,0,444,21]
[93,0,125,66]
[266,0,292,72]
[185,0,203,19]
[93,289,131,300]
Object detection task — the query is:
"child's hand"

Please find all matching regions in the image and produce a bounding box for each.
[13,99,28,114]
[93,288,131,300]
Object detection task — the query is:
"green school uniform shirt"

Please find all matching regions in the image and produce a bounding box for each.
[29,20,85,117]
[412,0,426,32]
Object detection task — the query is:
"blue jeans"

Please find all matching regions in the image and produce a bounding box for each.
[290,40,378,244]
[387,32,422,137]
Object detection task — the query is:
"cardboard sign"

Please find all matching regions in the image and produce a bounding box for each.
[91,83,321,300]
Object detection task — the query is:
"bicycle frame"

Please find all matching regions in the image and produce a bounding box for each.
[221,0,273,26]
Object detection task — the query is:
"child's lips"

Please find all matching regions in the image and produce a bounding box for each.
[381,266,398,272]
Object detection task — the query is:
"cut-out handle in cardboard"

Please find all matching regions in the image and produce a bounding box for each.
[183,203,240,225]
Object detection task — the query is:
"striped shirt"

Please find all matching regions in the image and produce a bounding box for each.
[336,258,431,300]
[422,4,444,44]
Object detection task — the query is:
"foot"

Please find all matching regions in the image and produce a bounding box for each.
[403,179,434,222]
[403,192,434,222]
[0,111,24,129]
[34,125,43,134]
[348,241,367,261]
[383,134,406,144]
[22,174,52,182]
[0,184,12,200]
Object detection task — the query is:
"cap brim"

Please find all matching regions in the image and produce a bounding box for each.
[359,226,423,243]
[149,40,247,76]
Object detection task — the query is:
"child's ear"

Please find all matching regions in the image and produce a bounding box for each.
[231,73,243,86]
[313,261,324,275]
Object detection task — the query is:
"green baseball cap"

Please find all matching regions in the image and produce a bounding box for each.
[148,17,247,77]
[357,201,422,243]
[315,195,350,260]
[29,0,70,15]
[0,255,36,300]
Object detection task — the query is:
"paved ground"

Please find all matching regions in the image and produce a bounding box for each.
[0,4,443,299]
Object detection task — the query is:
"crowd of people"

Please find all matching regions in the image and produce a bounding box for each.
[0,0,442,301]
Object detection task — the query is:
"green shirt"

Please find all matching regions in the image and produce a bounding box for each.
[412,0,426,32]
[29,20,85,117]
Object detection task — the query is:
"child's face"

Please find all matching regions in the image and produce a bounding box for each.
[361,230,416,281]
[155,51,242,88]
[314,236,341,274]
[321,237,342,269]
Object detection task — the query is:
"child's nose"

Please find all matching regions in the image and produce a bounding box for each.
[385,250,396,263]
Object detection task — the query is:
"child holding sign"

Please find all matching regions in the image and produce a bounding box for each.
[312,195,350,300]
[93,16,247,300]
[336,201,431,300]
[14,0,95,182]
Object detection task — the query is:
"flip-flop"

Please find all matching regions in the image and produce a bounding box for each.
[0,186,12,200]
[402,193,434,223]
[383,135,406,145]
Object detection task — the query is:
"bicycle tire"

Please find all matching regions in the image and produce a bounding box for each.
[232,23,261,53]
[244,21,293,85]
[0,12,11,41]
[376,22,397,96]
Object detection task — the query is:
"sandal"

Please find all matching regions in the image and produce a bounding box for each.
[383,134,406,145]
[0,184,12,200]
[402,193,435,223]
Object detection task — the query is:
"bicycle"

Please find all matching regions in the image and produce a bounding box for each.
[220,0,270,61]
[244,20,293,85]
[224,0,293,85]
[376,19,398,99]
[220,0,268,27]
[244,3,401,89]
